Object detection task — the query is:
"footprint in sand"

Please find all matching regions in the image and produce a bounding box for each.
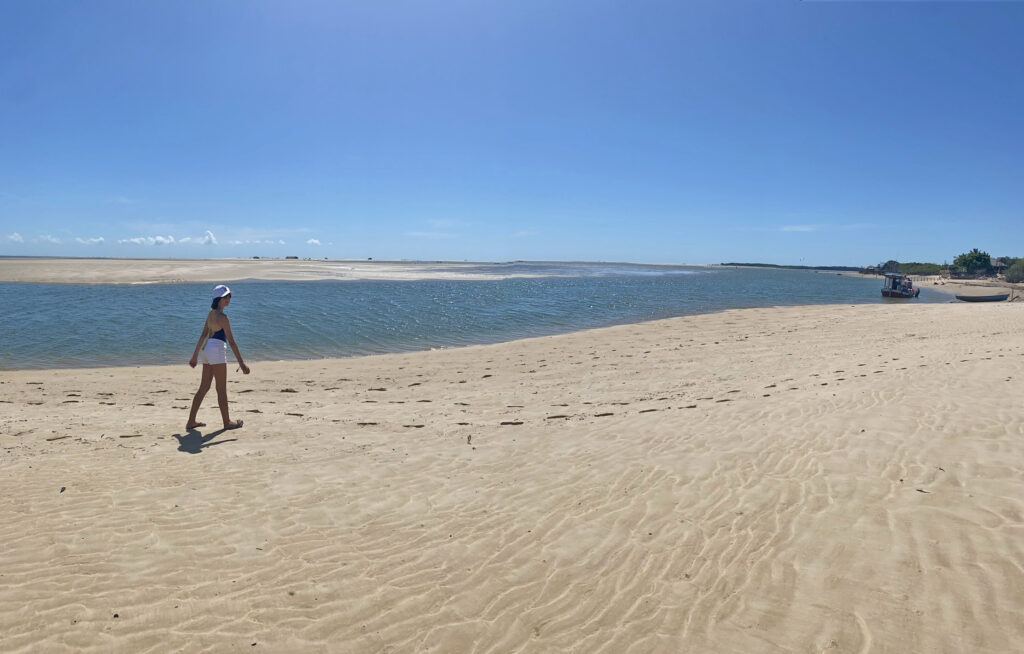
[500,421,524,426]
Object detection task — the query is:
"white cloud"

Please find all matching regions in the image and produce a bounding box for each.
[75,237,105,244]
[118,235,176,245]
[306,238,321,245]
[5,232,23,242]
[117,231,216,246]
[40,234,61,243]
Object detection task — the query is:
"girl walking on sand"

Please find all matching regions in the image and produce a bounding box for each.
[186,284,250,431]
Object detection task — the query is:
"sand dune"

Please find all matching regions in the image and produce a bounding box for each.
[2,303,1023,653]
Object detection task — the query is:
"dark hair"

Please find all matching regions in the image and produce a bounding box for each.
[210,293,230,310]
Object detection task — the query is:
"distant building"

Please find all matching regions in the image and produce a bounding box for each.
[286,256,298,260]
[991,258,1007,275]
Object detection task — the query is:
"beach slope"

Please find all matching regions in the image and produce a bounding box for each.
[2,303,1023,653]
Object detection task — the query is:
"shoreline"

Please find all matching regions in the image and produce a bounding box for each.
[839,270,1021,298]
[0,294,956,372]
[3,301,1023,652]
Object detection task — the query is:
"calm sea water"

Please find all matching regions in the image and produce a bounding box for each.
[0,263,950,370]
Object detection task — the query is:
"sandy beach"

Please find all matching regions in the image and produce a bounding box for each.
[0,258,557,284]
[2,301,1022,653]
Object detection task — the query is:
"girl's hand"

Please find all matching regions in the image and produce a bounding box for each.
[240,363,251,375]
[189,355,198,368]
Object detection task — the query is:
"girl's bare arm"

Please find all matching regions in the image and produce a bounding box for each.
[189,325,208,367]
[222,317,250,374]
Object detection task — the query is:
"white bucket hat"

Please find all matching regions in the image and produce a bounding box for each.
[212,284,231,298]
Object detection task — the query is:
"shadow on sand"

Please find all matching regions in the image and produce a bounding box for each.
[172,428,238,454]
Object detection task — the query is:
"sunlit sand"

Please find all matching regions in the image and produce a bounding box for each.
[2,302,1023,652]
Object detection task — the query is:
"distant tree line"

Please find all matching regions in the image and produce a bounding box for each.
[865,249,1024,283]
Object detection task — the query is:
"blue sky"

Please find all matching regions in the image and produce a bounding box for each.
[1,1,1022,265]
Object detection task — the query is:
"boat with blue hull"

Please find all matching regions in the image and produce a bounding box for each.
[881,273,920,298]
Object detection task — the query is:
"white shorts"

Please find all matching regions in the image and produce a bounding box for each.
[201,338,228,365]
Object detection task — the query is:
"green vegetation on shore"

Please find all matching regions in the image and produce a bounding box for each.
[723,249,1023,282]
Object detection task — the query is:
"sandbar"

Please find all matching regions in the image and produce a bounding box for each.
[0,257,553,284]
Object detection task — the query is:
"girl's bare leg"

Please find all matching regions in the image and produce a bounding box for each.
[186,364,215,429]
[212,363,242,429]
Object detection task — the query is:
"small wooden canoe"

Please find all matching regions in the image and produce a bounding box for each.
[955,293,1009,303]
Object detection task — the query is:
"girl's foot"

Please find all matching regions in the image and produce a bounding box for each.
[224,420,244,430]
[185,421,206,430]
